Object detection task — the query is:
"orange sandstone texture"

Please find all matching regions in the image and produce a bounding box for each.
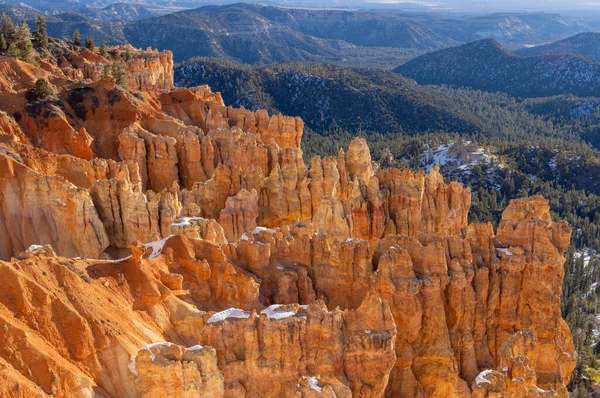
[0,44,575,397]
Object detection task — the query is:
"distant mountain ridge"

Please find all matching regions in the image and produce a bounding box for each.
[515,32,600,62]
[1,3,599,65]
[0,3,153,45]
[123,3,459,64]
[69,3,157,22]
[126,5,600,63]
[395,38,600,98]
[124,5,359,64]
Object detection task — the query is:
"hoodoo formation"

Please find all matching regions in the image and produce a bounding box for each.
[0,42,576,398]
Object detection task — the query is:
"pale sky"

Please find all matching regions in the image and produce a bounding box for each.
[366,0,600,11]
[198,0,600,14]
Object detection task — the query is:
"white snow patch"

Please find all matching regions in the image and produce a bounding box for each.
[27,245,44,252]
[496,248,513,256]
[128,355,138,376]
[261,304,297,320]
[207,308,250,323]
[144,236,174,259]
[575,249,595,267]
[186,345,204,351]
[56,198,67,207]
[240,233,250,241]
[345,238,362,244]
[171,217,201,227]
[253,226,269,234]
[88,255,132,263]
[141,342,175,361]
[475,369,494,385]
[309,376,322,393]
[365,330,372,334]
[107,255,132,263]
[421,140,505,184]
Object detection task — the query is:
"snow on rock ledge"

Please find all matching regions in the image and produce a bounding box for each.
[207,308,251,323]
[260,304,298,320]
[144,235,174,259]
[129,341,224,397]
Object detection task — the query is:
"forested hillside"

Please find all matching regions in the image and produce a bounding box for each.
[516,32,600,61]
[395,38,600,98]
[176,58,600,149]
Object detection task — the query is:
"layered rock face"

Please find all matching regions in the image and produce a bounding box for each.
[0,44,576,398]
[0,150,109,259]
[471,329,560,398]
[57,45,174,92]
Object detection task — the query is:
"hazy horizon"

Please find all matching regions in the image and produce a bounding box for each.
[139,0,600,15]
[387,0,600,11]
[224,0,600,13]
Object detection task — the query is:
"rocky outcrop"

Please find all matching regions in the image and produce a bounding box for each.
[125,47,174,91]
[59,46,174,92]
[0,236,396,398]
[132,343,224,397]
[377,165,471,237]
[0,39,576,398]
[89,168,179,250]
[0,111,29,144]
[472,329,562,397]
[296,376,352,397]
[0,151,109,259]
[218,189,259,242]
[21,101,94,160]
[170,217,227,245]
[491,197,575,395]
[172,291,396,397]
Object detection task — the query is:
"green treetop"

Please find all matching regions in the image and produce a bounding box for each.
[84,36,94,50]
[34,15,48,49]
[72,29,81,46]
[8,20,35,63]
[1,12,15,39]
[99,41,108,58]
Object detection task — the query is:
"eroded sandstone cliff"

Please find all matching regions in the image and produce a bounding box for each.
[0,43,576,397]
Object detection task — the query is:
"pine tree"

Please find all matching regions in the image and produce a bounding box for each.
[72,29,81,46]
[34,15,48,49]
[1,12,15,39]
[30,78,53,101]
[14,20,34,63]
[84,36,94,50]
[0,34,6,53]
[99,41,108,58]
[111,58,128,88]
[5,43,19,58]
